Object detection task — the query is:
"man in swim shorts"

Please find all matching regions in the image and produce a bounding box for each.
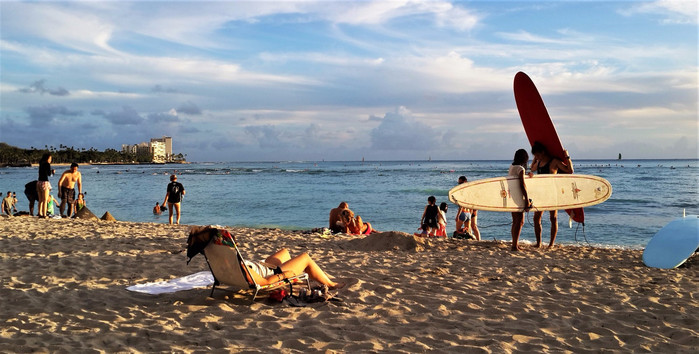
[58,163,82,217]
[163,174,185,224]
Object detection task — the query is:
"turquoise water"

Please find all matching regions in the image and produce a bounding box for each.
[1,159,697,248]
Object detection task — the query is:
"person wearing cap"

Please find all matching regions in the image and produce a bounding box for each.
[163,174,185,224]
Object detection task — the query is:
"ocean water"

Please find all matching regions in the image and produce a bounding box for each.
[1,159,697,249]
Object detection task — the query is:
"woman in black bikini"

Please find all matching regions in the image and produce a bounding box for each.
[530,141,574,248]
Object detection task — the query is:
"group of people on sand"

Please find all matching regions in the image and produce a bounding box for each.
[415,176,483,239]
[411,141,572,252]
[328,202,377,235]
[7,151,184,225]
[8,153,86,219]
[186,143,574,292]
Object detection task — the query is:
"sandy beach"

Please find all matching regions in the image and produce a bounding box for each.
[1,216,696,353]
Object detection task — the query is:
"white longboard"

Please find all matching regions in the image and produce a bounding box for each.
[643,215,699,269]
[448,174,612,212]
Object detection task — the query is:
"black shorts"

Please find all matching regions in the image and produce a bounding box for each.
[59,187,76,204]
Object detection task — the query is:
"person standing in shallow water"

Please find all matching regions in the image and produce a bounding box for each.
[163,174,185,224]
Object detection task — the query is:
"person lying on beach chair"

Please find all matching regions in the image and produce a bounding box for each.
[186,226,344,301]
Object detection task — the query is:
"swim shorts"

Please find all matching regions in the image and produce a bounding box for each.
[59,187,76,204]
[244,260,275,278]
[37,181,51,191]
[458,211,471,222]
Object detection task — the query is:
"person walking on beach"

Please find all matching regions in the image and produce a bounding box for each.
[510,149,532,251]
[36,153,54,218]
[163,174,185,224]
[529,142,573,248]
[24,180,38,216]
[58,163,82,217]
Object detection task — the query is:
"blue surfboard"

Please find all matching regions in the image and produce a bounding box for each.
[643,215,699,269]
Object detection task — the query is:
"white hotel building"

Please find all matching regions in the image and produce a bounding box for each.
[122,136,173,163]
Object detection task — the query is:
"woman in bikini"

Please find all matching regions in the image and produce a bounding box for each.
[187,226,344,289]
[341,209,374,235]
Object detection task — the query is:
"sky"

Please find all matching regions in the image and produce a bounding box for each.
[0,0,697,162]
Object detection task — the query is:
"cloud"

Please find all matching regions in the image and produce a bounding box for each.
[18,80,70,96]
[622,0,698,24]
[151,84,180,93]
[93,106,144,125]
[24,105,82,124]
[369,106,439,151]
[244,125,288,149]
[176,101,202,115]
[1,2,118,55]
[495,30,569,44]
[327,1,479,31]
[148,109,180,123]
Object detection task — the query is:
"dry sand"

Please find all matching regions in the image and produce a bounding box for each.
[1,216,697,353]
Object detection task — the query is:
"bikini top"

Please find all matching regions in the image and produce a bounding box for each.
[537,159,552,174]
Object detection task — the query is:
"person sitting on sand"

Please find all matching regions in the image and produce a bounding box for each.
[186,226,344,289]
[2,191,13,216]
[328,202,349,233]
[341,209,375,235]
[435,202,448,237]
[46,194,59,217]
[74,193,86,215]
[454,175,480,240]
[510,149,532,251]
[417,196,440,237]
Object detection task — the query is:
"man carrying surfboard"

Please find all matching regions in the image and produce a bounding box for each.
[529,141,573,248]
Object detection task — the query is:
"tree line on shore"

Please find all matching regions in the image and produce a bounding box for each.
[0,143,186,166]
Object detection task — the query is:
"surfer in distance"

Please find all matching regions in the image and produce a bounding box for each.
[529,141,573,249]
[509,149,533,251]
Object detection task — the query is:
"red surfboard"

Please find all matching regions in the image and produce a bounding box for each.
[513,71,584,224]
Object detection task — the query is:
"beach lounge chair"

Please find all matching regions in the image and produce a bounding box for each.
[203,240,310,303]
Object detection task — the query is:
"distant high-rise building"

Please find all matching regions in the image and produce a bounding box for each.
[121,136,173,163]
[151,136,172,161]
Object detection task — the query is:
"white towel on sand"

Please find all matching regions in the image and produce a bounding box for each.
[127,271,214,294]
